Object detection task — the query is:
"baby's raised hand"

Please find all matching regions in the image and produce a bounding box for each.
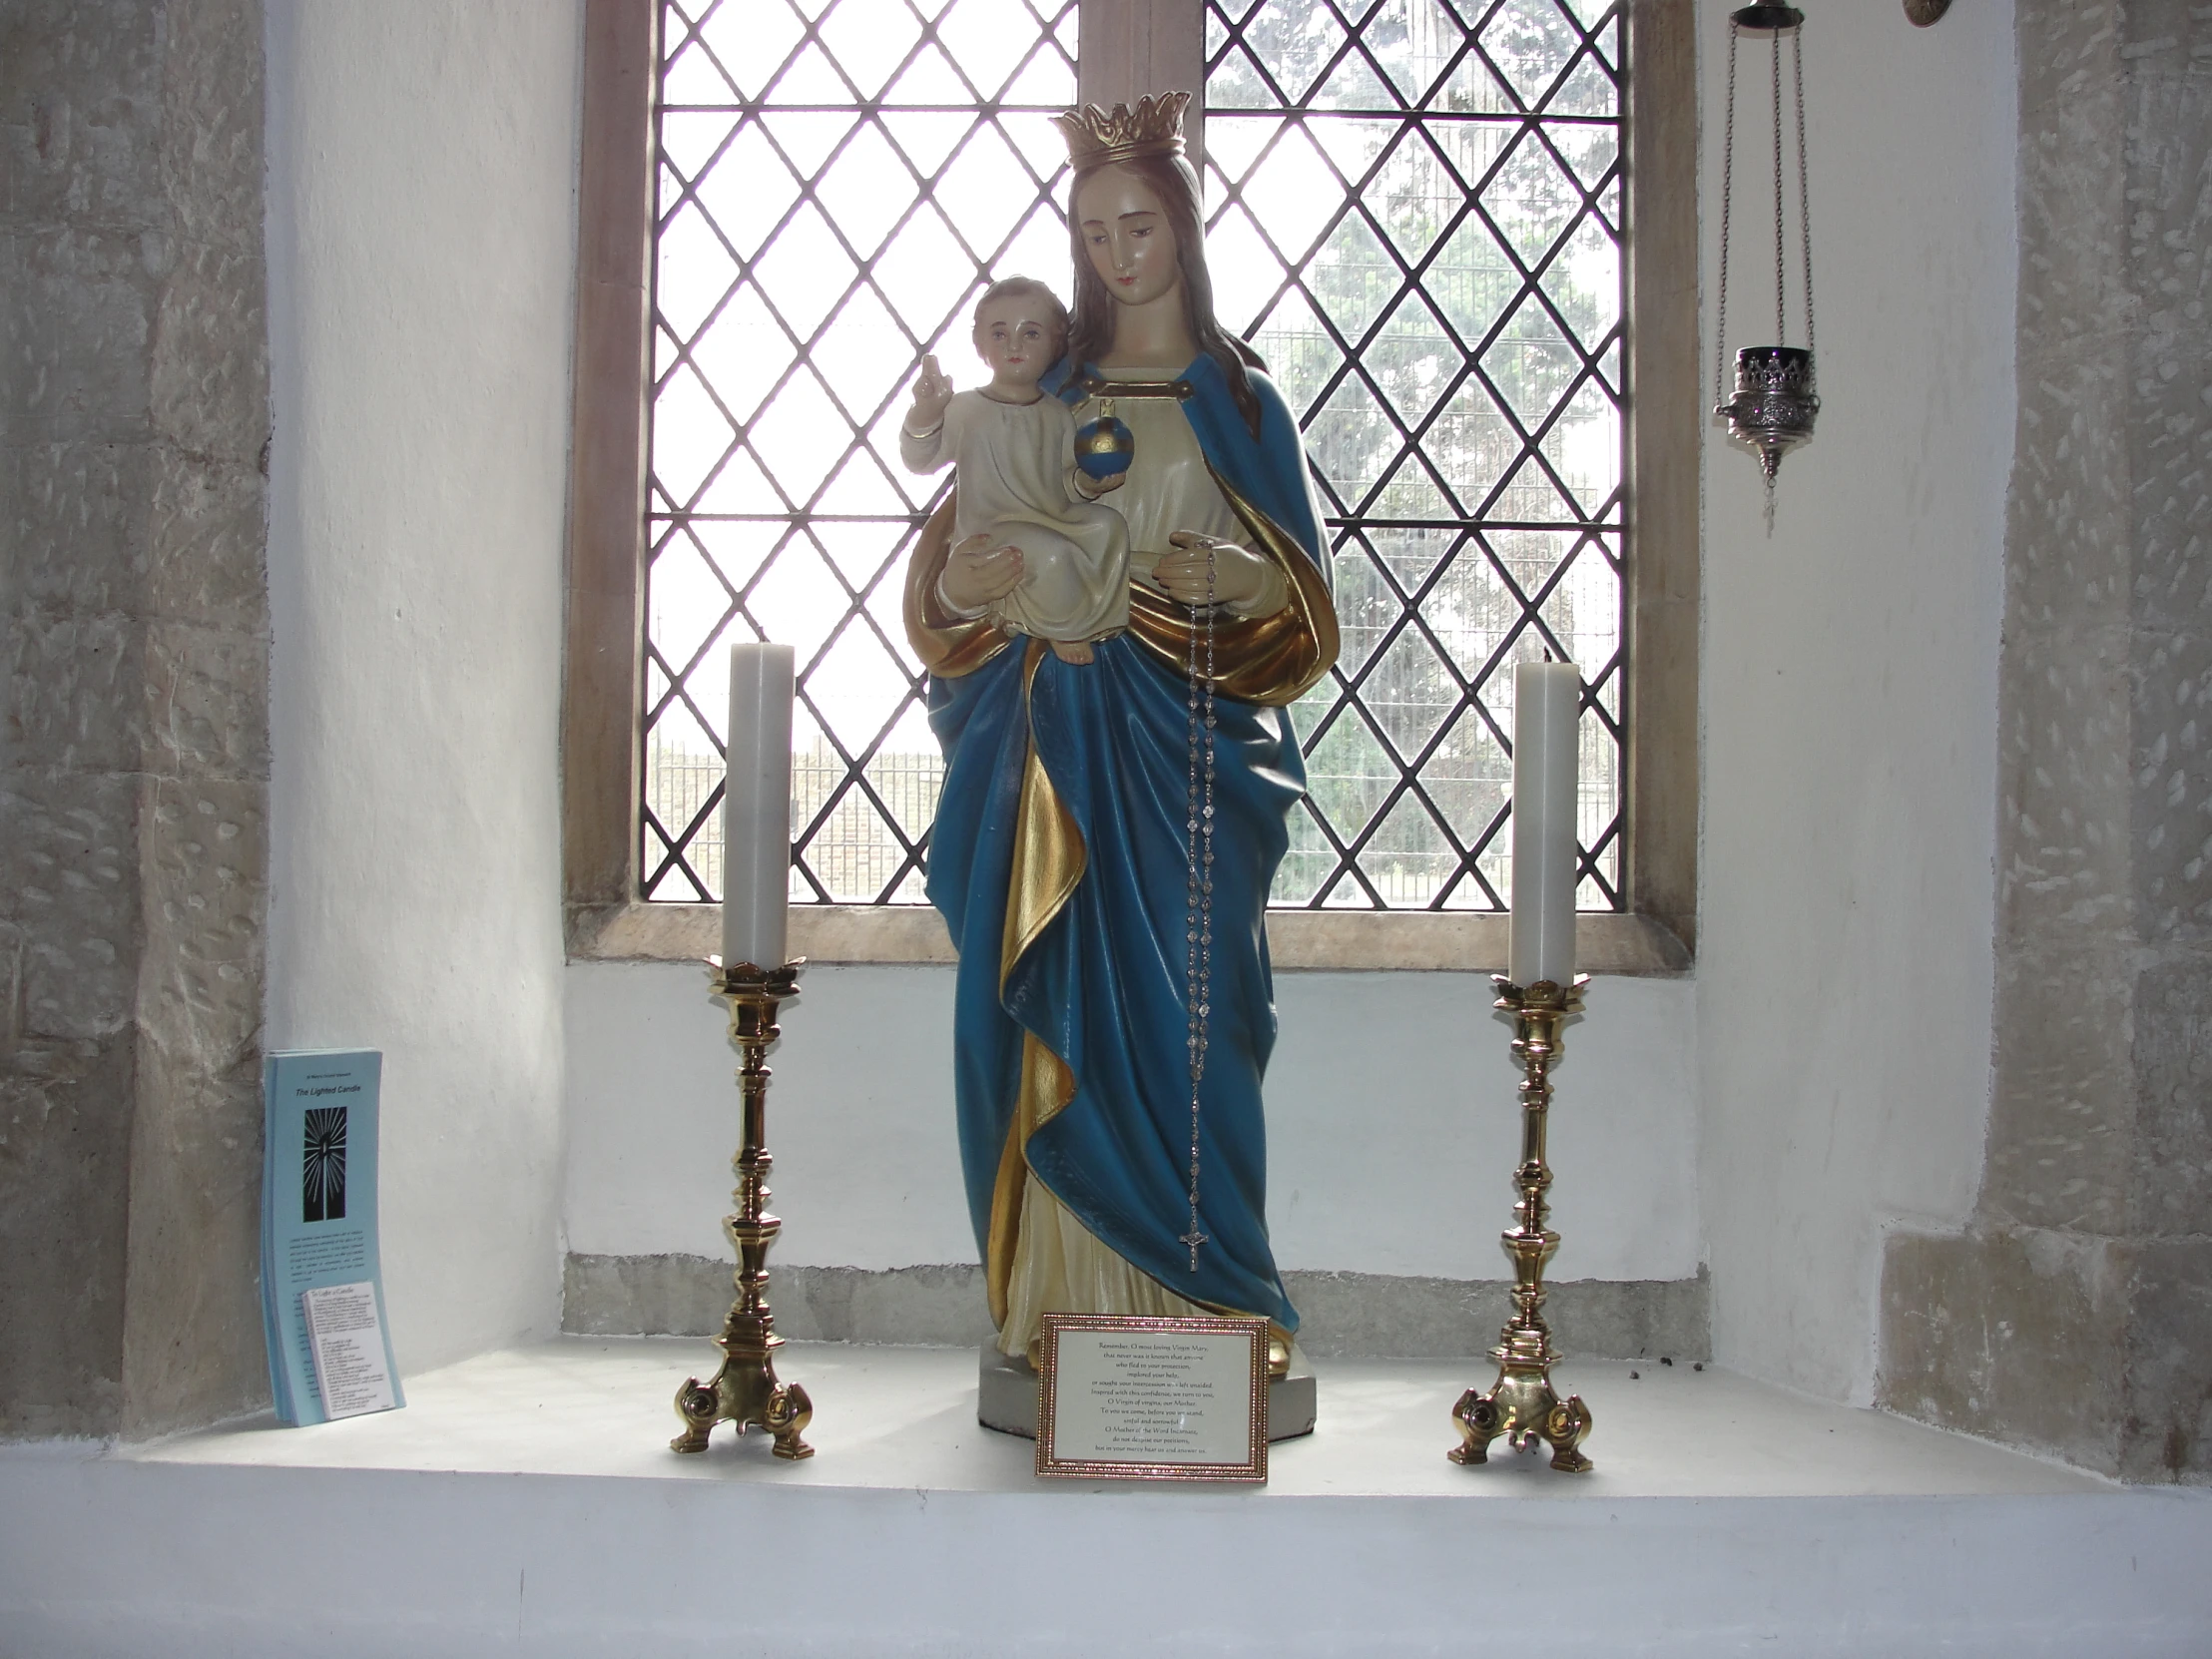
[907,354,954,432]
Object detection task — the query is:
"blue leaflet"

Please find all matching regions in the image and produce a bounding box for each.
[262,1050,404,1425]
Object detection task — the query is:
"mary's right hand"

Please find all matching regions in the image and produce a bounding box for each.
[938,533,1025,612]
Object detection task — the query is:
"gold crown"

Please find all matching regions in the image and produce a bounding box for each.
[1052,91,1190,173]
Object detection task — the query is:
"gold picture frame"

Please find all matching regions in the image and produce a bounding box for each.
[1034,1313,1270,1483]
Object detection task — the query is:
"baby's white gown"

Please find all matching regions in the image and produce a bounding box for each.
[900,390,1129,643]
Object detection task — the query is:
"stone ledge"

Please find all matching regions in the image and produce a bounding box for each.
[1881,1224,2212,1484]
[562,1254,1712,1362]
[566,901,1693,975]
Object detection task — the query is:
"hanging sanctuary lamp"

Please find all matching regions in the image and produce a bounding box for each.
[1714,4,1819,526]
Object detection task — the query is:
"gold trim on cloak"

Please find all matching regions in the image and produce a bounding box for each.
[901,494,1014,679]
[998,640,1088,993]
[984,641,1086,1328]
[1123,461,1339,708]
[986,1031,1077,1329]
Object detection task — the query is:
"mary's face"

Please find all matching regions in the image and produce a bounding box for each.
[1075,166,1181,308]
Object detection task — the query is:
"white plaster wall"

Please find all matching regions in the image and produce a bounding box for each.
[564,963,1700,1283]
[264,2,584,1375]
[1695,0,2015,1401]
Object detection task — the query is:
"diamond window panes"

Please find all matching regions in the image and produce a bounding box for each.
[644,0,1077,904]
[1208,0,1626,911]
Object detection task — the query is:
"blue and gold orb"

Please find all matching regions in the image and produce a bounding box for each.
[1074,408,1135,481]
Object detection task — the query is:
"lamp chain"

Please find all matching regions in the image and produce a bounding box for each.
[1795,23,1815,360]
[1714,21,1740,407]
[1771,25,1787,346]
[1716,13,1816,383]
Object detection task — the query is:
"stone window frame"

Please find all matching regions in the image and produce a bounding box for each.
[561,0,1697,973]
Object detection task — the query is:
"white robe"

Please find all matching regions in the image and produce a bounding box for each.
[899,390,1130,643]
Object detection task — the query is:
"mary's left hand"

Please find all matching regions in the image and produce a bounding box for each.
[1156,531,1271,608]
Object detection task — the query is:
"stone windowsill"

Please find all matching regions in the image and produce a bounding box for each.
[565,902,1694,975]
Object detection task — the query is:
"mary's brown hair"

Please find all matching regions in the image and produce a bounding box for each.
[1065,152,1267,438]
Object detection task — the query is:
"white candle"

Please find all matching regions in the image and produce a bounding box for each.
[1507,660,1581,988]
[722,642,795,971]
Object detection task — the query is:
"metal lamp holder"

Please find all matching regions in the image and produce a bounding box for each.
[1715,4,1820,528]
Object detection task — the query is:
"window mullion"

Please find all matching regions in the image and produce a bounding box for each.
[1078,0,1207,166]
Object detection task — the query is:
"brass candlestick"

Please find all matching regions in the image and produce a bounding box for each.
[1450,973,1594,1473]
[670,958,814,1459]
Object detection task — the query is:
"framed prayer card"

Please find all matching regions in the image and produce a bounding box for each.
[1034,1313,1269,1483]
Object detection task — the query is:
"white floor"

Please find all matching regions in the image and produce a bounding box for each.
[5,1339,2209,1658]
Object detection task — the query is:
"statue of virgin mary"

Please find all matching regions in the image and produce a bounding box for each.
[905,92,1339,1384]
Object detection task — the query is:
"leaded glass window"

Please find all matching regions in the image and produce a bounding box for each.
[1206,0,1626,909]
[641,0,1627,915]
[642,0,1078,902]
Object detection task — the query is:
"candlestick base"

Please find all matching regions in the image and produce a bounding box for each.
[1449,974,1594,1473]
[671,958,815,1460]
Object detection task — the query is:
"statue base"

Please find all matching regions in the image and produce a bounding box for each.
[976,1345,1318,1442]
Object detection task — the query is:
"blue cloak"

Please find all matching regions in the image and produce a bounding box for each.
[917,352,1336,1336]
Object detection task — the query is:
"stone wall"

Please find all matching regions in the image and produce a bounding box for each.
[0,0,269,1438]
[1880,3,2212,1482]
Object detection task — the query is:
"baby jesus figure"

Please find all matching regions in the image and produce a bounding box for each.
[898,277,1128,666]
